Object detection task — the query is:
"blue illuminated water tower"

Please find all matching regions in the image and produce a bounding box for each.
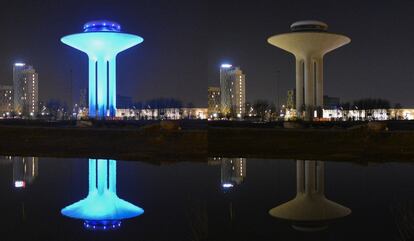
[61,20,143,118]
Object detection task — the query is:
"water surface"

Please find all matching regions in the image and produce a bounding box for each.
[0,156,412,241]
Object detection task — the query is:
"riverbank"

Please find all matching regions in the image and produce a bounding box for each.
[1,121,414,163]
[209,127,414,162]
[0,125,207,163]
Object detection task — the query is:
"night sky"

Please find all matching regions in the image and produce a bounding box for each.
[208,0,414,107]
[1,1,414,107]
[0,0,207,107]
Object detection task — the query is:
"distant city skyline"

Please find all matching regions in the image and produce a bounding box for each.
[2,1,414,108]
[0,0,207,107]
[208,1,414,107]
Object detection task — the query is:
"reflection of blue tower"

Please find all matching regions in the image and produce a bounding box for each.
[61,20,143,118]
[61,159,144,230]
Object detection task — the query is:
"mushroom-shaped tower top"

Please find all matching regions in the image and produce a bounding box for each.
[267,20,350,57]
[83,20,121,32]
[290,20,328,32]
[61,20,143,58]
[61,20,143,118]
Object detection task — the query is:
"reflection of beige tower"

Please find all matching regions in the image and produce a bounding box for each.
[269,160,351,231]
[268,21,350,120]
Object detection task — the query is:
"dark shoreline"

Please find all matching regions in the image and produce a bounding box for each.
[0,125,207,163]
[1,122,414,163]
[208,127,414,163]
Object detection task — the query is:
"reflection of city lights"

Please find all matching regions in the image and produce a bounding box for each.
[222,183,234,188]
[14,180,26,188]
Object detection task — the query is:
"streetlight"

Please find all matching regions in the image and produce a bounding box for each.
[275,69,281,119]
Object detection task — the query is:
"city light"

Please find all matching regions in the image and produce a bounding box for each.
[14,180,26,188]
[221,64,232,68]
[61,159,144,229]
[222,183,234,188]
[14,63,25,67]
[61,20,143,118]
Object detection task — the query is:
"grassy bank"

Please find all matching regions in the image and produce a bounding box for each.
[1,122,414,163]
[208,127,414,162]
[0,125,207,163]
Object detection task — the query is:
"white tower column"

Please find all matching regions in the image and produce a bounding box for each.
[315,57,324,108]
[295,58,304,116]
[304,58,315,119]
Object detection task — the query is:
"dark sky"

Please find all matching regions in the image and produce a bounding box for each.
[208,0,414,107]
[1,1,414,107]
[0,0,207,107]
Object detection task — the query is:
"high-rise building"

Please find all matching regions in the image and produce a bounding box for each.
[13,63,39,116]
[79,88,87,108]
[286,89,296,109]
[208,86,221,118]
[220,64,246,118]
[0,85,13,115]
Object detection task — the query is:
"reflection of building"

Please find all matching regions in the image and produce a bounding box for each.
[0,156,13,165]
[61,20,143,118]
[208,157,247,189]
[0,156,40,188]
[220,64,246,118]
[61,159,144,230]
[0,85,13,115]
[269,160,351,231]
[221,158,246,188]
[13,63,39,116]
[268,21,350,120]
[208,86,221,119]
